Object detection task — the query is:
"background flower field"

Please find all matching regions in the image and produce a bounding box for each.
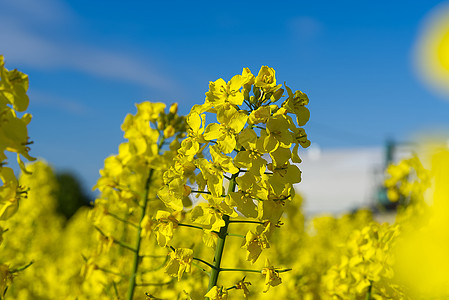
[1,58,449,299]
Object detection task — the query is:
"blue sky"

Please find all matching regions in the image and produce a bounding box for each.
[1,0,449,195]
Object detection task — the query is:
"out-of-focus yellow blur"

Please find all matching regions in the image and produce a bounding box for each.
[414,2,449,98]
[394,147,449,297]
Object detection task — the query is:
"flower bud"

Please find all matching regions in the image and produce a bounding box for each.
[183,185,191,197]
[169,103,178,114]
[164,125,175,138]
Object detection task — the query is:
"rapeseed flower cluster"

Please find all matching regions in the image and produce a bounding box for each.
[87,102,188,299]
[158,66,310,298]
[0,56,35,297]
[0,55,35,221]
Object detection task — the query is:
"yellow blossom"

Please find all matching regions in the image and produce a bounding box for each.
[205,286,228,300]
[234,277,251,298]
[191,203,225,232]
[164,248,193,281]
[255,66,278,92]
[154,210,179,247]
[261,259,282,292]
[205,68,254,107]
[0,264,12,295]
[203,104,248,153]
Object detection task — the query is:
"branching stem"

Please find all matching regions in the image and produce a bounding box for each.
[10,261,33,273]
[135,280,173,287]
[220,268,292,273]
[126,137,165,300]
[178,223,205,230]
[107,211,138,229]
[228,220,265,225]
[227,233,246,238]
[191,190,211,195]
[206,171,239,298]
[94,225,137,253]
[97,267,128,278]
[192,261,211,276]
[366,280,373,300]
[193,257,217,270]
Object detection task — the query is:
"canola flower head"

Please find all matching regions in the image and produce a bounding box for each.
[322,221,401,299]
[384,154,430,203]
[155,66,311,295]
[0,55,34,220]
[88,100,187,298]
[72,67,313,298]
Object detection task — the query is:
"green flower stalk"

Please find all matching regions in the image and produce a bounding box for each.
[127,141,161,300]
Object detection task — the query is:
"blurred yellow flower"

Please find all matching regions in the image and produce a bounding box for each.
[414,2,449,98]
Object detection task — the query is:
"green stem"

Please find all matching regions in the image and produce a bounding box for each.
[193,257,216,270]
[113,282,120,299]
[126,137,165,300]
[220,268,261,273]
[118,217,129,256]
[135,280,173,286]
[220,268,292,273]
[97,267,128,278]
[10,261,33,273]
[206,172,239,297]
[114,240,136,253]
[238,169,272,175]
[227,233,245,238]
[366,280,373,300]
[178,223,205,230]
[94,226,137,253]
[244,99,253,110]
[207,215,230,295]
[107,211,138,229]
[145,293,164,300]
[140,254,167,258]
[228,220,264,225]
[139,256,169,273]
[191,190,212,195]
[192,261,211,276]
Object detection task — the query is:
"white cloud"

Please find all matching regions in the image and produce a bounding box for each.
[297,147,384,214]
[66,46,174,91]
[1,0,76,25]
[30,91,91,116]
[288,16,324,40]
[0,0,175,92]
